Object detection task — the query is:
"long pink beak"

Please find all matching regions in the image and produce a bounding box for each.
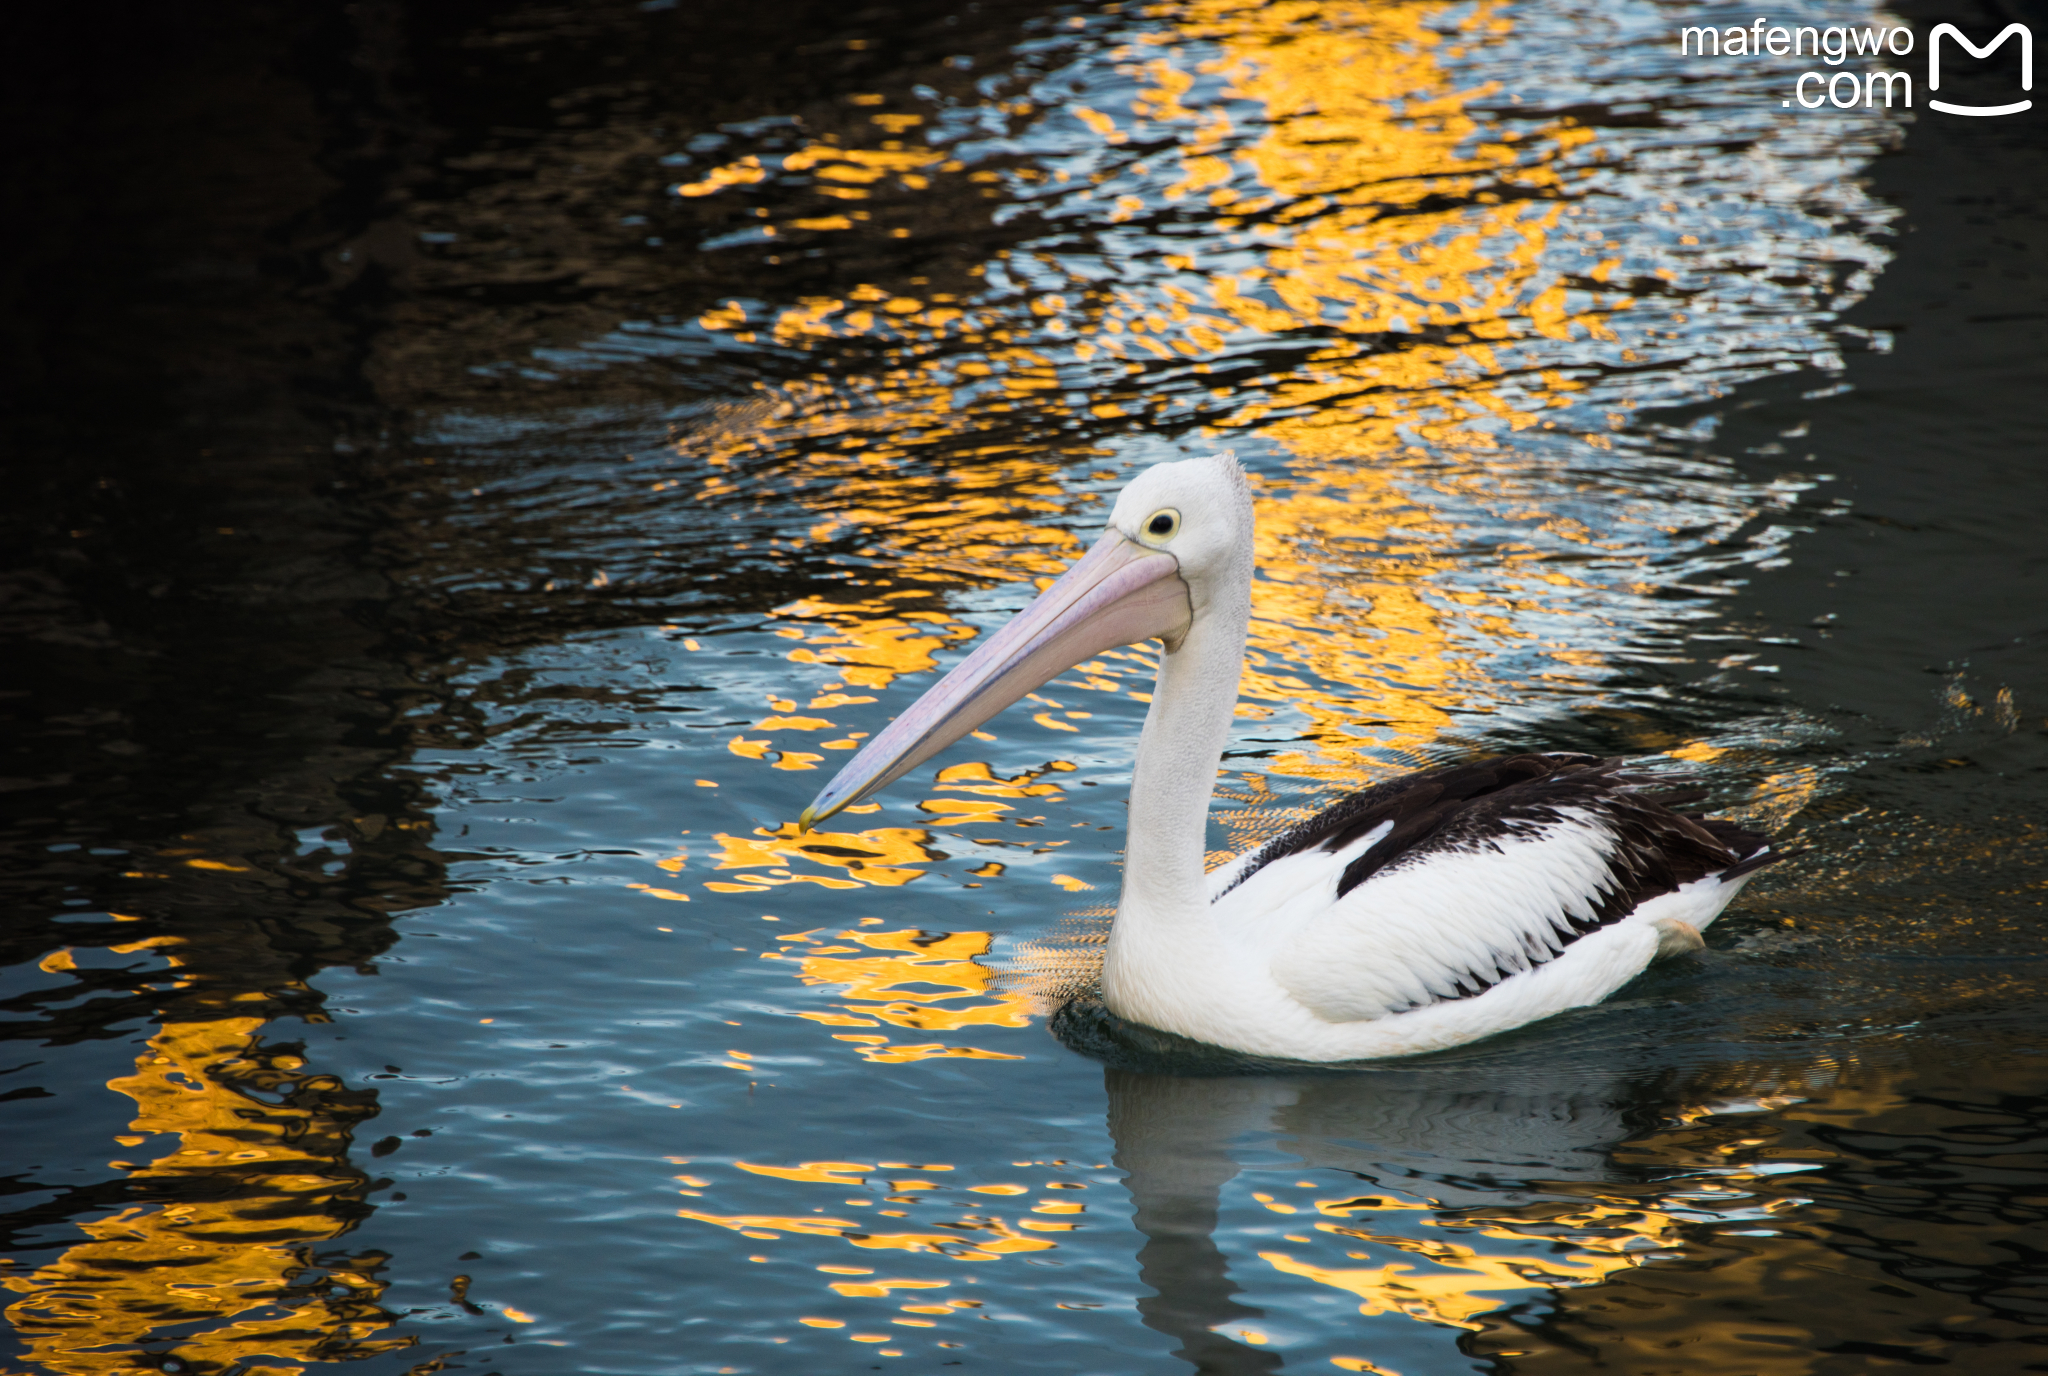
[798,530,1192,829]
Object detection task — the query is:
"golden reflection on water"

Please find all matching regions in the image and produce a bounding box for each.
[721,922,1846,1358]
[689,911,1899,1361]
[701,824,937,891]
[3,937,408,1375]
[1116,0,1607,451]
[1259,1193,1679,1332]
[676,926,1067,1345]
[765,926,1031,1055]
[669,0,1713,811]
[1192,1052,1870,1360]
[1469,1075,1957,1370]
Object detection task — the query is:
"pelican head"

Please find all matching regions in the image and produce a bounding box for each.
[799,453,1254,830]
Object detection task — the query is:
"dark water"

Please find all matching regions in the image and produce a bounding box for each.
[3,1,2044,1373]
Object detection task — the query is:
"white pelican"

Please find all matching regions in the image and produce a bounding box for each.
[800,454,1782,1061]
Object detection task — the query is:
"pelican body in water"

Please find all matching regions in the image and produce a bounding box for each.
[801,454,1780,1060]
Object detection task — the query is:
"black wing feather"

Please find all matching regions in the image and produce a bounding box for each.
[1218,753,1782,1006]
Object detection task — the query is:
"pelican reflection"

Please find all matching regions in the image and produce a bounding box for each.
[1061,1000,1828,1374]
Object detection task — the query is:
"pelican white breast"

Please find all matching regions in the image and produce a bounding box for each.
[800,453,1781,1061]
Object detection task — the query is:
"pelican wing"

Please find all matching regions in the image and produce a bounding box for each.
[1211,755,1767,1022]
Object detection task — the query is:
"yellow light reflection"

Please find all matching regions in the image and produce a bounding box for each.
[678,939,1073,1319]
[736,1161,873,1185]
[678,1208,1053,1260]
[1134,1,1608,446]
[775,598,982,692]
[1138,0,1623,790]
[704,823,938,890]
[766,926,1031,1050]
[666,0,1645,811]
[2,939,410,1374]
[1261,1194,1683,1331]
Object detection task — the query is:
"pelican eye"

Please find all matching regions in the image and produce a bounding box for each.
[1142,509,1181,543]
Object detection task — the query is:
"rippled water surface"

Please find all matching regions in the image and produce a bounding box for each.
[5,1,2045,1373]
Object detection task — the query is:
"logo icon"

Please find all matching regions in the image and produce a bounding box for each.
[1928,22,2033,116]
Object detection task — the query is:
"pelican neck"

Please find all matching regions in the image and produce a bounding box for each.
[1118,595,1249,921]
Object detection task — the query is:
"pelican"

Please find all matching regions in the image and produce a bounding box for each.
[800,454,1782,1061]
